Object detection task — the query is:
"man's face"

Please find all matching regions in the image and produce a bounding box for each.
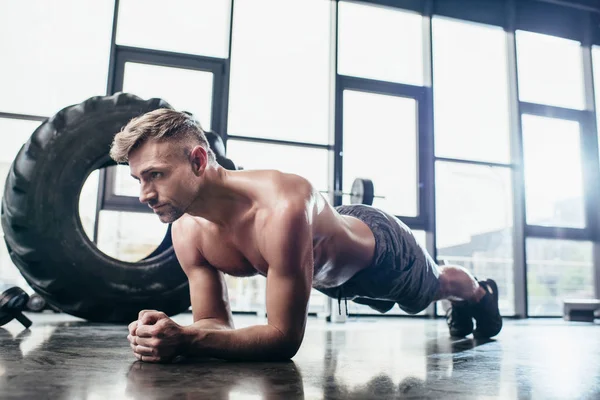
[129,140,197,223]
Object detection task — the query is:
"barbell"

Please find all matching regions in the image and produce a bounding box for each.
[320,178,385,205]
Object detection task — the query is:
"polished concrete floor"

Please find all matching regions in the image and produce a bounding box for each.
[1,312,599,399]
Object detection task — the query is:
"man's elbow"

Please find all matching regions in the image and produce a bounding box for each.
[272,339,301,361]
[284,337,303,358]
[268,325,303,360]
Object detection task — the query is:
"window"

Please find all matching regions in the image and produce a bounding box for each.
[0,0,114,116]
[223,275,265,313]
[516,31,585,110]
[342,90,418,217]
[116,0,231,58]
[228,0,331,144]
[527,239,593,316]
[338,1,423,86]
[0,119,39,171]
[0,118,42,287]
[436,162,514,315]
[122,63,214,128]
[95,211,168,262]
[225,140,330,194]
[114,165,139,197]
[78,169,100,242]
[432,17,511,164]
[79,170,167,263]
[521,115,584,228]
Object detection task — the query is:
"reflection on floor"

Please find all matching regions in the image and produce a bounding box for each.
[1,313,599,399]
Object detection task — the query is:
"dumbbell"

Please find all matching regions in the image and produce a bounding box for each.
[24,293,60,313]
[27,293,47,312]
[0,286,32,329]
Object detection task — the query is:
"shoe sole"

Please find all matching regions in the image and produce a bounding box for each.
[473,279,502,339]
[485,279,499,303]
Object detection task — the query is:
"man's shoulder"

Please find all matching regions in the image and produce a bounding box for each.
[171,214,213,241]
[242,169,315,206]
[276,171,313,193]
[261,196,313,244]
[172,214,196,233]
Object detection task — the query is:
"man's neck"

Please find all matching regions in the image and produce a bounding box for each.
[185,167,253,228]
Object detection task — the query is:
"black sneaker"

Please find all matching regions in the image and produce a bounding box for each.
[472,279,503,339]
[446,300,473,337]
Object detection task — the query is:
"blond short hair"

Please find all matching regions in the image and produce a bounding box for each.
[109,109,215,164]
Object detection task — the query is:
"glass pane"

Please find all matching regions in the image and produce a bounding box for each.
[433,18,511,163]
[225,140,330,193]
[342,90,418,216]
[436,162,514,316]
[223,275,265,312]
[123,63,214,129]
[350,230,427,316]
[307,289,328,315]
[412,230,427,249]
[0,118,41,288]
[228,0,331,144]
[516,31,585,110]
[117,0,230,58]
[78,170,100,243]
[338,1,423,85]
[0,119,39,165]
[95,211,168,262]
[527,239,593,316]
[0,0,113,116]
[522,115,584,228]
[113,165,139,197]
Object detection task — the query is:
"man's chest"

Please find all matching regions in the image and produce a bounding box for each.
[199,225,268,277]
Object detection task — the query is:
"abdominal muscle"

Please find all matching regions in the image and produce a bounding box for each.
[310,211,376,289]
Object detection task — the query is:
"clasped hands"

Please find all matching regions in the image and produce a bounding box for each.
[127,310,189,363]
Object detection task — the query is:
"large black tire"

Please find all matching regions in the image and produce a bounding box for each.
[1,93,192,323]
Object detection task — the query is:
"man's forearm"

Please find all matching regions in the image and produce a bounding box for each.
[183,323,300,361]
[192,317,233,331]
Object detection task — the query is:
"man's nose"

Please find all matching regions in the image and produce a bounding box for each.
[139,185,157,204]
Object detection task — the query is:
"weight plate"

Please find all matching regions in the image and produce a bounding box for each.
[350,178,375,205]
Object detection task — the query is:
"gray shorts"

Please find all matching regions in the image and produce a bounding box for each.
[316,204,440,314]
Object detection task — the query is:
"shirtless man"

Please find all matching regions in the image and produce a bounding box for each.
[111,109,502,363]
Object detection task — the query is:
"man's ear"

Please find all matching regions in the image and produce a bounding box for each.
[189,145,208,175]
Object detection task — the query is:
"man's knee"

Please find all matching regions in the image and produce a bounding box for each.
[434,267,452,300]
[353,297,395,313]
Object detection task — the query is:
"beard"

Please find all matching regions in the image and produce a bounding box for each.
[154,204,184,223]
